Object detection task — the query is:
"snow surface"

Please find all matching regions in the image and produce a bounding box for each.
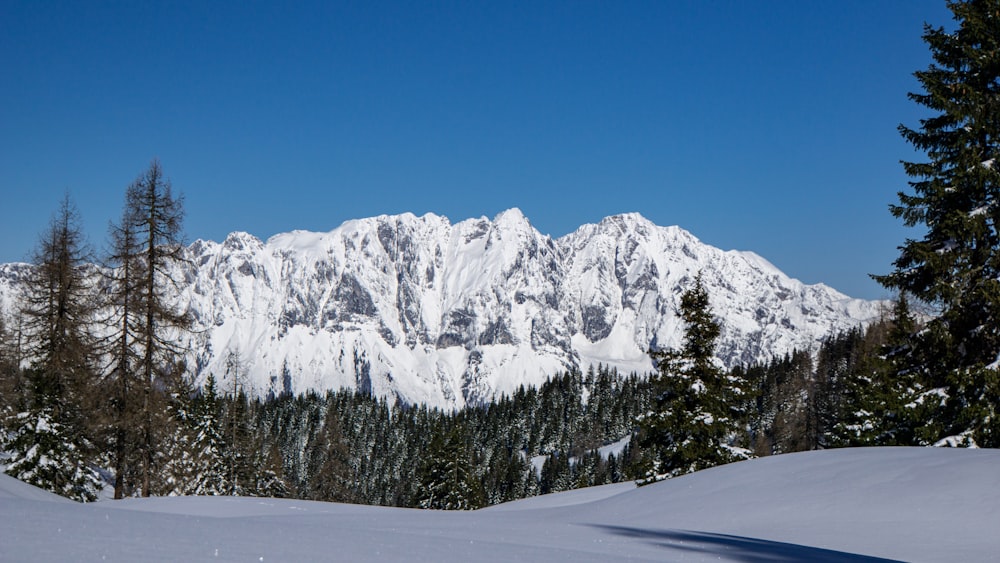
[3,447,997,562]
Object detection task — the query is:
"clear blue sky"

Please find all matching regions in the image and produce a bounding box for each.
[1,1,953,299]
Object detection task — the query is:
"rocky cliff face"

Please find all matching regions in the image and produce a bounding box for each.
[0,209,881,408]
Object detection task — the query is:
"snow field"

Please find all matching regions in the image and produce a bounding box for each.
[3,447,996,562]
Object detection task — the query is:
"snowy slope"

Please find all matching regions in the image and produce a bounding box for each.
[2,447,997,561]
[0,210,881,408]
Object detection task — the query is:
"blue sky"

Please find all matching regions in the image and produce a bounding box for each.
[1,1,952,299]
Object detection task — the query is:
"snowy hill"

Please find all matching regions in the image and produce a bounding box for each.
[2,447,997,561]
[0,210,881,408]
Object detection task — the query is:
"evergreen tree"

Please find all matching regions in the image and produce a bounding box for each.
[538,451,572,494]
[826,325,889,447]
[415,424,484,510]
[828,296,928,447]
[481,442,530,504]
[2,403,100,501]
[242,365,652,507]
[878,293,929,444]
[249,441,288,498]
[304,404,354,502]
[158,374,227,496]
[219,390,256,495]
[0,315,20,413]
[636,273,751,482]
[743,351,813,456]
[221,351,253,494]
[875,1,1000,446]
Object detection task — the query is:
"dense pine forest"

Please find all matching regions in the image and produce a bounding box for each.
[210,317,923,508]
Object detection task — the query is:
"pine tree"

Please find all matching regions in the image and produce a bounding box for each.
[0,315,19,413]
[482,442,530,504]
[158,374,227,496]
[636,273,751,483]
[0,297,27,421]
[742,351,813,456]
[222,351,252,494]
[304,404,354,502]
[826,326,886,447]
[879,293,928,444]
[249,440,288,498]
[415,424,484,510]
[828,295,929,447]
[875,1,1000,447]
[2,405,101,501]
[538,451,573,494]
[216,381,289,498]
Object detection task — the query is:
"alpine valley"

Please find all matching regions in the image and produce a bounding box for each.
[0,209,881,409]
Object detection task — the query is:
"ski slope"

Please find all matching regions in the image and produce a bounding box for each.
[3,447,997,561]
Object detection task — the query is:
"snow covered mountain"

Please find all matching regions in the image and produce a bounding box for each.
[0,210,881,408]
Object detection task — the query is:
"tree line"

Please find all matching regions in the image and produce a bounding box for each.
[0,159,190,501]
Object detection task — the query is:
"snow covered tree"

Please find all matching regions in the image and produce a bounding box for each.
[415,424,485,510]
[481,443,531,505]
[157,375,227,496]
[748,350,814,455]
[2,197,102,501]
[636,273,751,483]
[538,451,572,494]
[0,312,24,414]
[2,406,101,501]
[827,295,932,447]
[875,1,1000,447]
[220,350,254,494]
[304,405,354,502]
[157,372,288,498]
[249,442,289,499]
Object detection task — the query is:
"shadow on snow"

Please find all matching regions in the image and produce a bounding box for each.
[589,525,903,563]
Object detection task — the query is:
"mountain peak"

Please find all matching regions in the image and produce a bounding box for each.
[222,231,264,251]
[495,207,525,218]
[0,209,882,409]
[492,207,531,229]
[602,211,650,225]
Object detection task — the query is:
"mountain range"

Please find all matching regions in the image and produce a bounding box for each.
[0,209,881,409]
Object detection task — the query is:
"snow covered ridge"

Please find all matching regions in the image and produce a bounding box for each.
[2,447,997,561]
[0,209,881,408]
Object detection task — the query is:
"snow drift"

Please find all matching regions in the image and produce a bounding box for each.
[2,447,996,561]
